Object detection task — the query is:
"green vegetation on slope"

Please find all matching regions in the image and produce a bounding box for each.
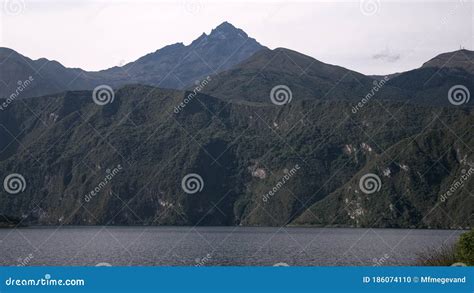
[0,85,471,228]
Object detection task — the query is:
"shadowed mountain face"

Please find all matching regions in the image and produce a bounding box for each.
[0,85,472,228]
[0,48,102,99]
[201,47,390,103]
[0,22,264,99]
[385,49,474,106]
[101,21,265,89]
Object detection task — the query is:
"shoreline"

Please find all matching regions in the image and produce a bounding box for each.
[1,225,469,231]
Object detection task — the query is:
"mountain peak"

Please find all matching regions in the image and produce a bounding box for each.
[214,21,237,31]
[421,48,474,74]
[209,21,248,39]
[99,21,264,90]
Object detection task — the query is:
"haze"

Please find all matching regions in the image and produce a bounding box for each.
[0,0,472,75]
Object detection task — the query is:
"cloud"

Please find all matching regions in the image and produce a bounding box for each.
[372,49,401,63]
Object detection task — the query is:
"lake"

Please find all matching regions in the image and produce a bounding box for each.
[0,227,462,266]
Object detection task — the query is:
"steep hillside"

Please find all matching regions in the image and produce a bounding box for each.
[0,85,471,228]
[294,119,473,229]
[386,49,474,106]
[202,47,390,103]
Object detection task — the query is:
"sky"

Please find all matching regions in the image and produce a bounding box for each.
[0,0,472,75]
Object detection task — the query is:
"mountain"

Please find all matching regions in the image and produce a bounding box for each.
[200,48,474,106]
[1,22,472,107]
[385,49,474,106]
[0,22,264,99]
[0,23,472,229]
[421,49,474,74]
[294,117,473,229]
[101,21,265,89]
[201,47,391,103]
[0,85,471,228]
[0,47,103,100]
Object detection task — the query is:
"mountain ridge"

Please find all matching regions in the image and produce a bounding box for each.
[1,22,472,108]
[421,49,474,74]
[0,22,265,99]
